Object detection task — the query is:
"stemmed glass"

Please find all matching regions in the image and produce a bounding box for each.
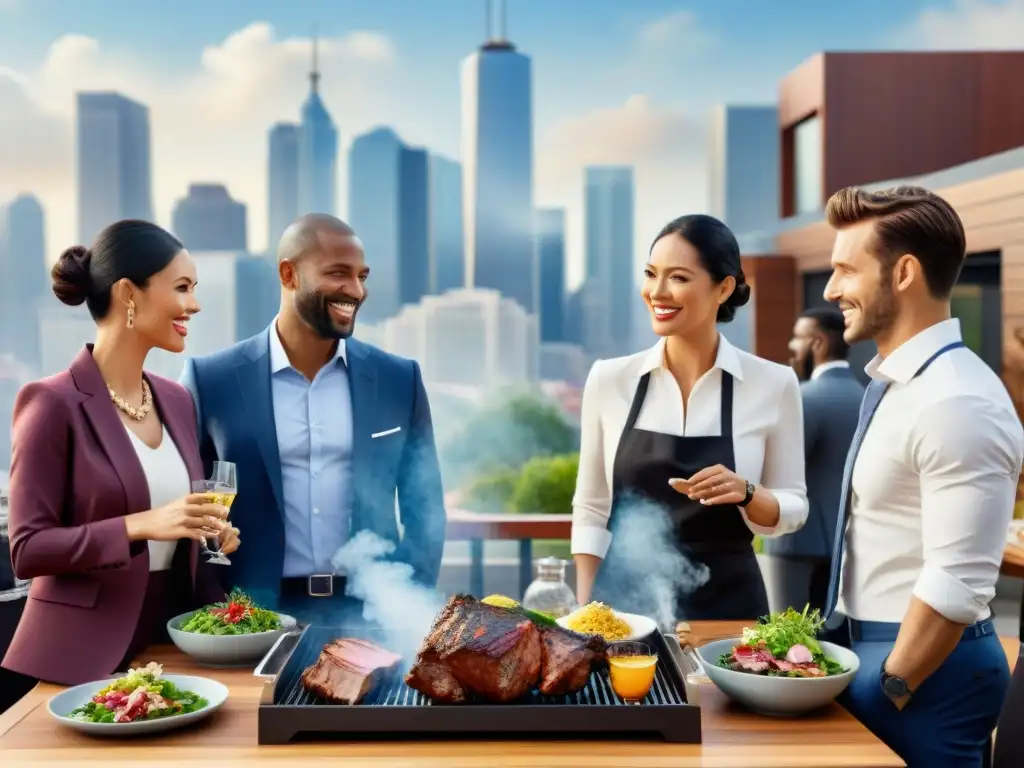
[191,461,237,566]
[607,641,659,705]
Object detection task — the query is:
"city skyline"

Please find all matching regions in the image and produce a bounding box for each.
[1,0,1018,288]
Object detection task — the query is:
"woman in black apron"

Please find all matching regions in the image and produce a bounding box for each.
[573,213,807,623]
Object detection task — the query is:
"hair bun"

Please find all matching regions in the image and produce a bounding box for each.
[729,280,752,308]
[51,245,93,306]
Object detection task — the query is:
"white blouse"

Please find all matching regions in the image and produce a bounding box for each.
[125,426,192,571]
[571,335,809,559]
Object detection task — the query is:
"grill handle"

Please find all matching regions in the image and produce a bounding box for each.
[253,629,303,681]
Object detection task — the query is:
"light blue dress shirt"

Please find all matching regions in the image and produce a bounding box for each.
[268,323,354,577]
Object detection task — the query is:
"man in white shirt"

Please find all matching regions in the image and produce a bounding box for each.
[821,185,1024,768]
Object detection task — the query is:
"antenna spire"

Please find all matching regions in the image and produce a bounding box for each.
[310,26,320,93]
[485,0,507,42]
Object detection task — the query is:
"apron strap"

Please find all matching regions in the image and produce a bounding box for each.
[624,372,652,433]
[720,371,734,437]
[625,370,735,436]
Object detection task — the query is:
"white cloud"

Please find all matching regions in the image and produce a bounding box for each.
[535,94,707,289]
[892,0,1024,48]
[638,10,714,50]
[0,22,397,256]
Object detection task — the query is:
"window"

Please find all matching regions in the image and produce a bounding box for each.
[792,116,822,215]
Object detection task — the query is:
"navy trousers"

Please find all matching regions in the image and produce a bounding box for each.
[837,619,1007,767]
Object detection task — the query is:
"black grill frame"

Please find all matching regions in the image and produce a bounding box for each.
[256,625,702,744]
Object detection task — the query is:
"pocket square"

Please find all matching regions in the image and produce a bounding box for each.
[371,427,401,438]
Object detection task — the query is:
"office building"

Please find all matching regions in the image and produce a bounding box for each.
[707,105,780,234]
[399,146,430,306]
[0,195,46,370]
[429,155,464,294]
[535,208,565,343]
[297,38,338,216]
[267,123,300,249]
[171,184,247,252]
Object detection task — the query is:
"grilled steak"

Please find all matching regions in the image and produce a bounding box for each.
[538,625,606,695]
[301,638,402,704]
[405,594,607,703]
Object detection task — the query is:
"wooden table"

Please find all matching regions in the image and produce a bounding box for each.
[0,621,905,767]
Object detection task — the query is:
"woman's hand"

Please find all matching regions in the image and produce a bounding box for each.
[124,494,229,542]
[217,525,241,555]
[669,465,748,505]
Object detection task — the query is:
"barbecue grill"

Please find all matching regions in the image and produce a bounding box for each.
[254,625,703,744]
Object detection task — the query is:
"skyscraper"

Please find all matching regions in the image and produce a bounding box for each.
[171,183,247,252]
[707,105,779,234]
[0,195,46,370]
[584,166,635,357]
[348,127,402,322]
[399,146,430,307]
[460,0,535,312]
[429,155,464,294]
[267,122,299,249]
[298,38,338,216]
[535,208,565,344]
[76,92,153,243]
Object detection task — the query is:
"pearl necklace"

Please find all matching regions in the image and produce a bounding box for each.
[108,379,153,421]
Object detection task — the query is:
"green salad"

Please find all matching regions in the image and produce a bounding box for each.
[68,662,207,724]
[180,588,282,635]
[716,605,847,677]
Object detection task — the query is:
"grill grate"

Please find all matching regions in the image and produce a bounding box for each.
[258,625,702,744]
[275,627,685,708]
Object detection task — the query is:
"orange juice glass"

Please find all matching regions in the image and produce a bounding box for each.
[607,641,658,704]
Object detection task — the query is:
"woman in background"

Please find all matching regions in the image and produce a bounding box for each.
[570,214,808,622]
[1,220,239,686]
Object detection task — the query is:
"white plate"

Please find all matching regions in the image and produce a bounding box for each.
[167,611,297,667]
[47,674,229,736]
[556,607,658,642]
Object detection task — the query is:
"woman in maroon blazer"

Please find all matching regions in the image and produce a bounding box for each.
[1,220,240,686]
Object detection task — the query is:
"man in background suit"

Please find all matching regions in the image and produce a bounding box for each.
[763,306,863,614]
[181,214,447,623]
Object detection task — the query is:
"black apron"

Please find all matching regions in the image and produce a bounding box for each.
[593,370,769,623]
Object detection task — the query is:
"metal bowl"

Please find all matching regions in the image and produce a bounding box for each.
[166,611,298,668]
[696,637,860,716]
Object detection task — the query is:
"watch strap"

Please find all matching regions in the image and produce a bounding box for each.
[738,480,755,507]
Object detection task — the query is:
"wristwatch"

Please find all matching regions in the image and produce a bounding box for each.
[737,480,755,507]
[880,658,913,702]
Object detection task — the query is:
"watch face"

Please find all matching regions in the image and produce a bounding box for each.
[883,676,907,697]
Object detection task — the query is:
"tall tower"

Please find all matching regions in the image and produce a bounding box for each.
[460,0,535,312]
[298,33,338,216]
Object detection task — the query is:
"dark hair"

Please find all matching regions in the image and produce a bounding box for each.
[825,185,966,299]
[650,214,750,323]
[800,306,849,360]
[51,220,184,320]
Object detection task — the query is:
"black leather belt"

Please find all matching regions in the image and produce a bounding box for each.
[280,574,347,598]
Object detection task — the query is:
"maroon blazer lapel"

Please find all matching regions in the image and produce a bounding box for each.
[69,346,151,517]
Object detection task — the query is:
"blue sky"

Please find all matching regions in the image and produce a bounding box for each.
[0,0,1020,283]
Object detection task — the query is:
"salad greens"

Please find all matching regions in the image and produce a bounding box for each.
[716,605,847,677]
[68,662,207,724]
[180,588,282,635]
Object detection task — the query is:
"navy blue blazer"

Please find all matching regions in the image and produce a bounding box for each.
[179,328,447,605]
[762,365,864,559]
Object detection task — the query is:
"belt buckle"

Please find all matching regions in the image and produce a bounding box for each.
[307,574,334,597]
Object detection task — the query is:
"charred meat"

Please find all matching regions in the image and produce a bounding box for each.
[405,594,607,703]
[301,638,402,704]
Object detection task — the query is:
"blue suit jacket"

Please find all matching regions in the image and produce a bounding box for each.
[179,328,447,606]
[762,366,864,559]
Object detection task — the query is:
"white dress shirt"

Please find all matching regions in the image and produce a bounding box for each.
[571,335,809,559]
[125,426,190,572]
[837,319,1024,625]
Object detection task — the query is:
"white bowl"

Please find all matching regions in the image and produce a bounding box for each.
[167,611,297,668]
[555,607,658,642]
[697,637,859,716]
[47,674,228,736]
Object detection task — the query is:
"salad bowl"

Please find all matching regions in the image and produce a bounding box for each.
[48,664,228,736]
[167,589,297,667]
[696,607,860,716]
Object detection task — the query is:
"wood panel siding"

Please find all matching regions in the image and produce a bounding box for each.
[742,255,798,364]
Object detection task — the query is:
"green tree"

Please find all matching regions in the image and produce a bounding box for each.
[441,393,577,486]
[511,453,579,515]
[461,468,519,513]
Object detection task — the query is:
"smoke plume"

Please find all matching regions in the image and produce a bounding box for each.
[331,530,446,662]
[594,494,711,630]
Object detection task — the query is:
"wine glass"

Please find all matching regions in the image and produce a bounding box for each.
[191,461,237,565]
[607,641,658,704]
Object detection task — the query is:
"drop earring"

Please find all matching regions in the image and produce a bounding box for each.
[126,303,135,329]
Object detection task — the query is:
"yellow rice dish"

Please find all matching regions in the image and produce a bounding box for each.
[564,602,632,641]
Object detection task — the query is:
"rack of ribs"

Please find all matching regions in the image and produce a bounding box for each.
[300,638,402,704]
[404,594,607,703]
